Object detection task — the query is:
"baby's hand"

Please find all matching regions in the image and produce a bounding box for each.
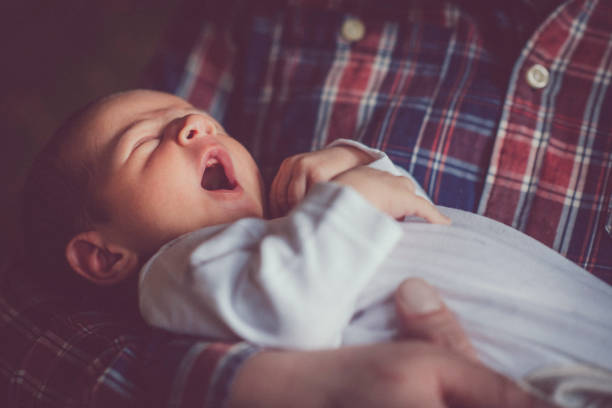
[333,166,451,224]
[270,146,372,217]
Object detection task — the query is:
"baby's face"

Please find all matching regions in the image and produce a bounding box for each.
[68,90,264,256]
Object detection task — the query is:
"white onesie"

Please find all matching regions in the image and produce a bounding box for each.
[139,140,612,407]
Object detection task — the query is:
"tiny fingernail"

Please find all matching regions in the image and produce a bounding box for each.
[398,279,443,314]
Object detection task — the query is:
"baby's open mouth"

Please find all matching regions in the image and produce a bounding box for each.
[201,157,237,191]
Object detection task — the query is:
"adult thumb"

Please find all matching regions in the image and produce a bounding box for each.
[394,278,476,359]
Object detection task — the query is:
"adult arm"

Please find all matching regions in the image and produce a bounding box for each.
[229,342,555,408]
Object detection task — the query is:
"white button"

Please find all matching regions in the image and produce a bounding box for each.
[606,208,612,238]
[341,18,365,42]
[526,64,550,89]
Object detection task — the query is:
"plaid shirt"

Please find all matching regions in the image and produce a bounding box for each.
[3,0,611,407]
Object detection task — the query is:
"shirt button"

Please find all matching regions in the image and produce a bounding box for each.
[341,18,365,42]
[606,207,612,238]
[526,64,550,89]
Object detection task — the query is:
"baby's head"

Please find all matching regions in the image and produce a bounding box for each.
[23,90,264,293]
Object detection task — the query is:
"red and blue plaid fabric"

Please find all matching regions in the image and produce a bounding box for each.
[3,0,610,407]
[0,267,258,407]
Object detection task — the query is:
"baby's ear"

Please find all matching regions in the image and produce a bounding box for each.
[65,231,139,286]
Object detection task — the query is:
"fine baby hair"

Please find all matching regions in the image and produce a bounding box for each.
[21,95,116,300]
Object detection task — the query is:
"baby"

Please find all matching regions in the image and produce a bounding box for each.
[24,90,612,407]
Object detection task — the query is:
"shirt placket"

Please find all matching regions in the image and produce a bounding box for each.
[478,0,612,277]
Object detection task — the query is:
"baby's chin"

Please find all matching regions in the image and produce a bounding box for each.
[236,201,266,221]
[216,198,266,224]
[240,186,266,220]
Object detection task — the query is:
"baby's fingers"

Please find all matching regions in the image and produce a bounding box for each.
[270,161,293,217]
[270,156,312,217]
[407,197,451,225]
[287,169,308,211]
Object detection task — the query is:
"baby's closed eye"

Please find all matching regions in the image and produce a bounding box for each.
[134,135,161,150]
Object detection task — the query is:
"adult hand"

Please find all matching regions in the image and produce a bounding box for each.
[228,278,556,407]
[229,342,554,408]
[394,277,475,359]
[269,145,372,217]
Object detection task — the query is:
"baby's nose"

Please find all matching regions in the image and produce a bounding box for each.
[175,114,217,145]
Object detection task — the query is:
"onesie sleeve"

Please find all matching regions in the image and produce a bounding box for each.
[327,138,431,202]
[139,182,402,350]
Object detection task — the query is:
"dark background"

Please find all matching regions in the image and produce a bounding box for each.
[0,0,178,268]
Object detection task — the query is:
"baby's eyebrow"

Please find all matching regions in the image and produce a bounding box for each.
[119,116,155,139]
